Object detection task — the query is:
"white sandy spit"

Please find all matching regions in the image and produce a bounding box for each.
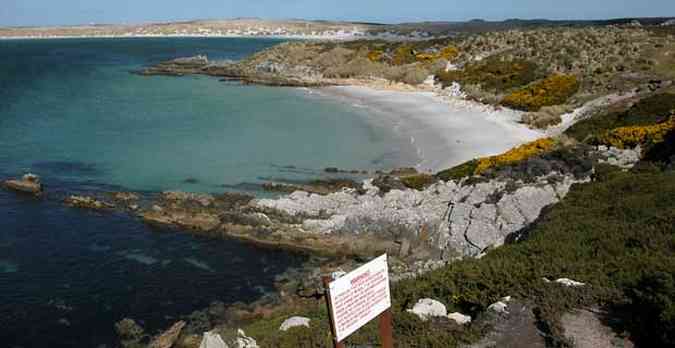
[318,85,545,173]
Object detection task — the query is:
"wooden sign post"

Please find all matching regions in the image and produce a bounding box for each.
[323,254,393,348]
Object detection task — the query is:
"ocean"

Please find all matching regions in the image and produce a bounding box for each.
[0,37,416,347]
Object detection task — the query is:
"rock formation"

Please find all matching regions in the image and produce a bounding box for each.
[2,173,43,195]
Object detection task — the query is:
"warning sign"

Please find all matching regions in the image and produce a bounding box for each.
[327,254,391,342]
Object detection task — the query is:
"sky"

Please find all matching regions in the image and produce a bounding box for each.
[2,0,675,27]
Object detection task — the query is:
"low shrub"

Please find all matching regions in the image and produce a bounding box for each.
[367,50,384,63]
[436,57,540,92]
[501,75,579,112]
[435,160,478,181]
[565,93,675,142]
[240,167,675,347]
[400,174,437,190]
[392,45,417,66]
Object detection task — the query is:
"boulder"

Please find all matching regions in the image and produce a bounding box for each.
[555,278,585,287]
[2,173,43,195]
[231,329,259,348]
[149,320,186,348]
[199,331,226,348]
[279,316,310,331]
[407,298,447,321]
[488,301,509,314]
[448,312,472,325]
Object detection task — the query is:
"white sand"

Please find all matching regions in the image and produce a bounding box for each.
[319,85,545,172]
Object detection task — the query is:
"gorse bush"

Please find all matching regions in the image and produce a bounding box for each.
[392,45,417,66]
[566,93,675,142]
[598,117,675,149]
[367,50,384,63]
[474,138,555,174]
[501,74,579,111]
[436,57,540,92]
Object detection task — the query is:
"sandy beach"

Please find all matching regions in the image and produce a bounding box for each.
[318,85,545,172]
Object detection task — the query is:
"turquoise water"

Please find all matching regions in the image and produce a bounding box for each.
[0,38,414,347]
[0,38,412,193]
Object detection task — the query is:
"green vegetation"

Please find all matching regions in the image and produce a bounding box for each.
[435,160,479,182]
[400,174,438,190]
[501,74,579,111]
[565,93,675,142]
[436,57,540,92]
[240,165,675,347]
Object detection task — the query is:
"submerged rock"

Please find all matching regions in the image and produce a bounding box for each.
[65,195,115,210]
[2,173,43,195]
[142,210,220,231]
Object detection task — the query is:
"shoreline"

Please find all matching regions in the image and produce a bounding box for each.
[316,84,546,173]
[0,33,440,42]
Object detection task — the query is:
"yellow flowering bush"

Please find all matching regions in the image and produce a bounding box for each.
[367,50,384,63]
[501,74,579,111]
[392,45,416,65]
[598,117,675,149]
[415,46,460,64]
[436,58,539,91]
[475,138,555,174]
[439,46,459,61]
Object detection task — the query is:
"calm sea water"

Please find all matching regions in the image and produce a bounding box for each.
[0,38,415,347]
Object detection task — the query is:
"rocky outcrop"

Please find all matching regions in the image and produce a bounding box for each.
[64,195,115,210]
[141,191,248,232]
[255,173,585,257]
[139,55,211,76]
[2,173,43,195]
[149,320,186,348]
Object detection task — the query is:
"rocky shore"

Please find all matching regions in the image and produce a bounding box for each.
[4,21,675,348]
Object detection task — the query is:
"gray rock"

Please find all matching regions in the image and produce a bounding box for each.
[256,173,585,257]
[279,316,310,331]
[448,312,472,325]
[597,145,640,169]
[407,298,447,321]
[230,329,259,348]
[555,278,585,287]
[200,331,226,348]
